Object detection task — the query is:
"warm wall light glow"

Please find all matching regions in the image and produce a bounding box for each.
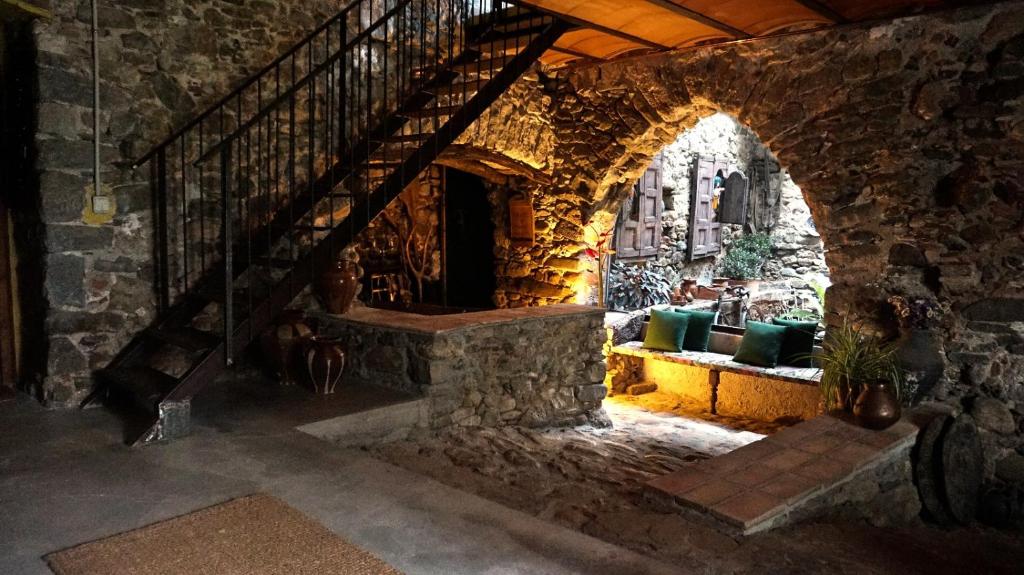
[573,276,590,305]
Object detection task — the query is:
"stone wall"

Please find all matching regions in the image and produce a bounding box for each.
[456,1,1024,467]
[27,0,365,405]
[317,306,608,430]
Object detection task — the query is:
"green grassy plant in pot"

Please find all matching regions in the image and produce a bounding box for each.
[815,321,906,429]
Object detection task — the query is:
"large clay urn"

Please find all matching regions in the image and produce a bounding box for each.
[259,311,313,386]
[304,336,346,395]
[853,381,902,430]
[318,257,360,314]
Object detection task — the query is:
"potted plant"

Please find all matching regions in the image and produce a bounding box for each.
[814,320,906,429]
[719,232,772,295]
[607,261,672,311]
[888,294,945,402]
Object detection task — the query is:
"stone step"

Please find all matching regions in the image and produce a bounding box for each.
[296,397,428,447]
[645,415,919,535]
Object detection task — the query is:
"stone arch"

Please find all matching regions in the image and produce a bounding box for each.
[542,3,1024,341]
[466,2,1024,414]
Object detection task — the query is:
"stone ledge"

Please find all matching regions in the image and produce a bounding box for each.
[646,415,919,535]
[317,304,605,335]
[611,341,821,386]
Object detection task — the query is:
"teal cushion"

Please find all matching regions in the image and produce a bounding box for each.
[674,308,716,352]
[643,309,691,352]
[733,321,788,367]
[773,318,818,367]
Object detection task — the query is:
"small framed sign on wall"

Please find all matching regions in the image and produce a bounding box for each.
[508,194,535,248]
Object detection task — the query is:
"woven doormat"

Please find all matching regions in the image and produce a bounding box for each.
[47,494,402,575]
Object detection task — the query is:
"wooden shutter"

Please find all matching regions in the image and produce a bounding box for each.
[615,154,663,260]
[719,170,749,225]
[687,156,723,260]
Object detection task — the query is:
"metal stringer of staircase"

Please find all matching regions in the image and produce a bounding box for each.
[84,0,569,445]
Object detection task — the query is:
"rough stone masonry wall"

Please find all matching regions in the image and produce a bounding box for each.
[318,309,609,430]
[29,0,356,405]
[458,2,1024,468]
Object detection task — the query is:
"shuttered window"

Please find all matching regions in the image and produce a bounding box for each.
[687,155,727,260]
[615,154,663,260]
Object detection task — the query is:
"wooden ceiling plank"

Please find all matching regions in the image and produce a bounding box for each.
[639,0,752,39]
[505,0,672,50]
[792,0,848,23]
[549,45,607,61]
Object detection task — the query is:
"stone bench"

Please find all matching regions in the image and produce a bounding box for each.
[608,330,823,421]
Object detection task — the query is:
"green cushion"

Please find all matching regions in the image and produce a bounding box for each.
[773,318,818,367]
[643,309,691,352]
[733,321,788,367]
[674,308,716,352]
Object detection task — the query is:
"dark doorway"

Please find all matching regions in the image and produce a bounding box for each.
[0,21,18,396]
[1,17,44,399]
[444,169,495,309]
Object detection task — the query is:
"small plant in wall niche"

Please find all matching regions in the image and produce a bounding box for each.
[607,261,671,311]
[888,295,945,331]
[719,232,772,280]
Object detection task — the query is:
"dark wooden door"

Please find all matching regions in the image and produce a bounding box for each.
[615,154,663,260]
[687,156,724,260]
[719,170,749,225]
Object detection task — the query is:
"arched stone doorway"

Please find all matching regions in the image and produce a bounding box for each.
[601,112,830,324]
[462,2,1024,458]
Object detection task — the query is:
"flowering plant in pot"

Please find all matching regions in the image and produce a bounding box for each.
[887,294,945,403]
[814,320,906,429]
[888,295,944,330]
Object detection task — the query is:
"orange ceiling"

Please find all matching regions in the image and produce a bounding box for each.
[512,0,965,67]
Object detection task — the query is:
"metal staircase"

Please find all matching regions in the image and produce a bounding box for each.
[85,0,569,445]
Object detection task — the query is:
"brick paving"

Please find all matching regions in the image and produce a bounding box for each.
[646,415,918,534]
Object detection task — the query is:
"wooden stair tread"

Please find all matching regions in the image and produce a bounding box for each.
[399,105,461,119]
[144,326,220,353]
[373,133,432,144]
[425,79,486,97]
[98,366,179,414]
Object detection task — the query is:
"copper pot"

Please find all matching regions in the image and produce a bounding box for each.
[304,336,346,395]
[318,258,360,314]
[853,381,902,430]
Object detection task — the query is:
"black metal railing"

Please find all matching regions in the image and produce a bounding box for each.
[131,0,553,365]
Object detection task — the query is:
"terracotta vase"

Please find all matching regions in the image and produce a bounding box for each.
[259,312,313,386]
[304,336,346,395]
[318,258,360,314]
[853,381,902,430]
[681,279,698,298]
[672,286,683,302]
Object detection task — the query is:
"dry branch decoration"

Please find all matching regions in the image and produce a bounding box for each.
[382,187,439,303]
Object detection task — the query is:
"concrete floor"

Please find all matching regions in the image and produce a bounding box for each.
[0,380,679,575]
